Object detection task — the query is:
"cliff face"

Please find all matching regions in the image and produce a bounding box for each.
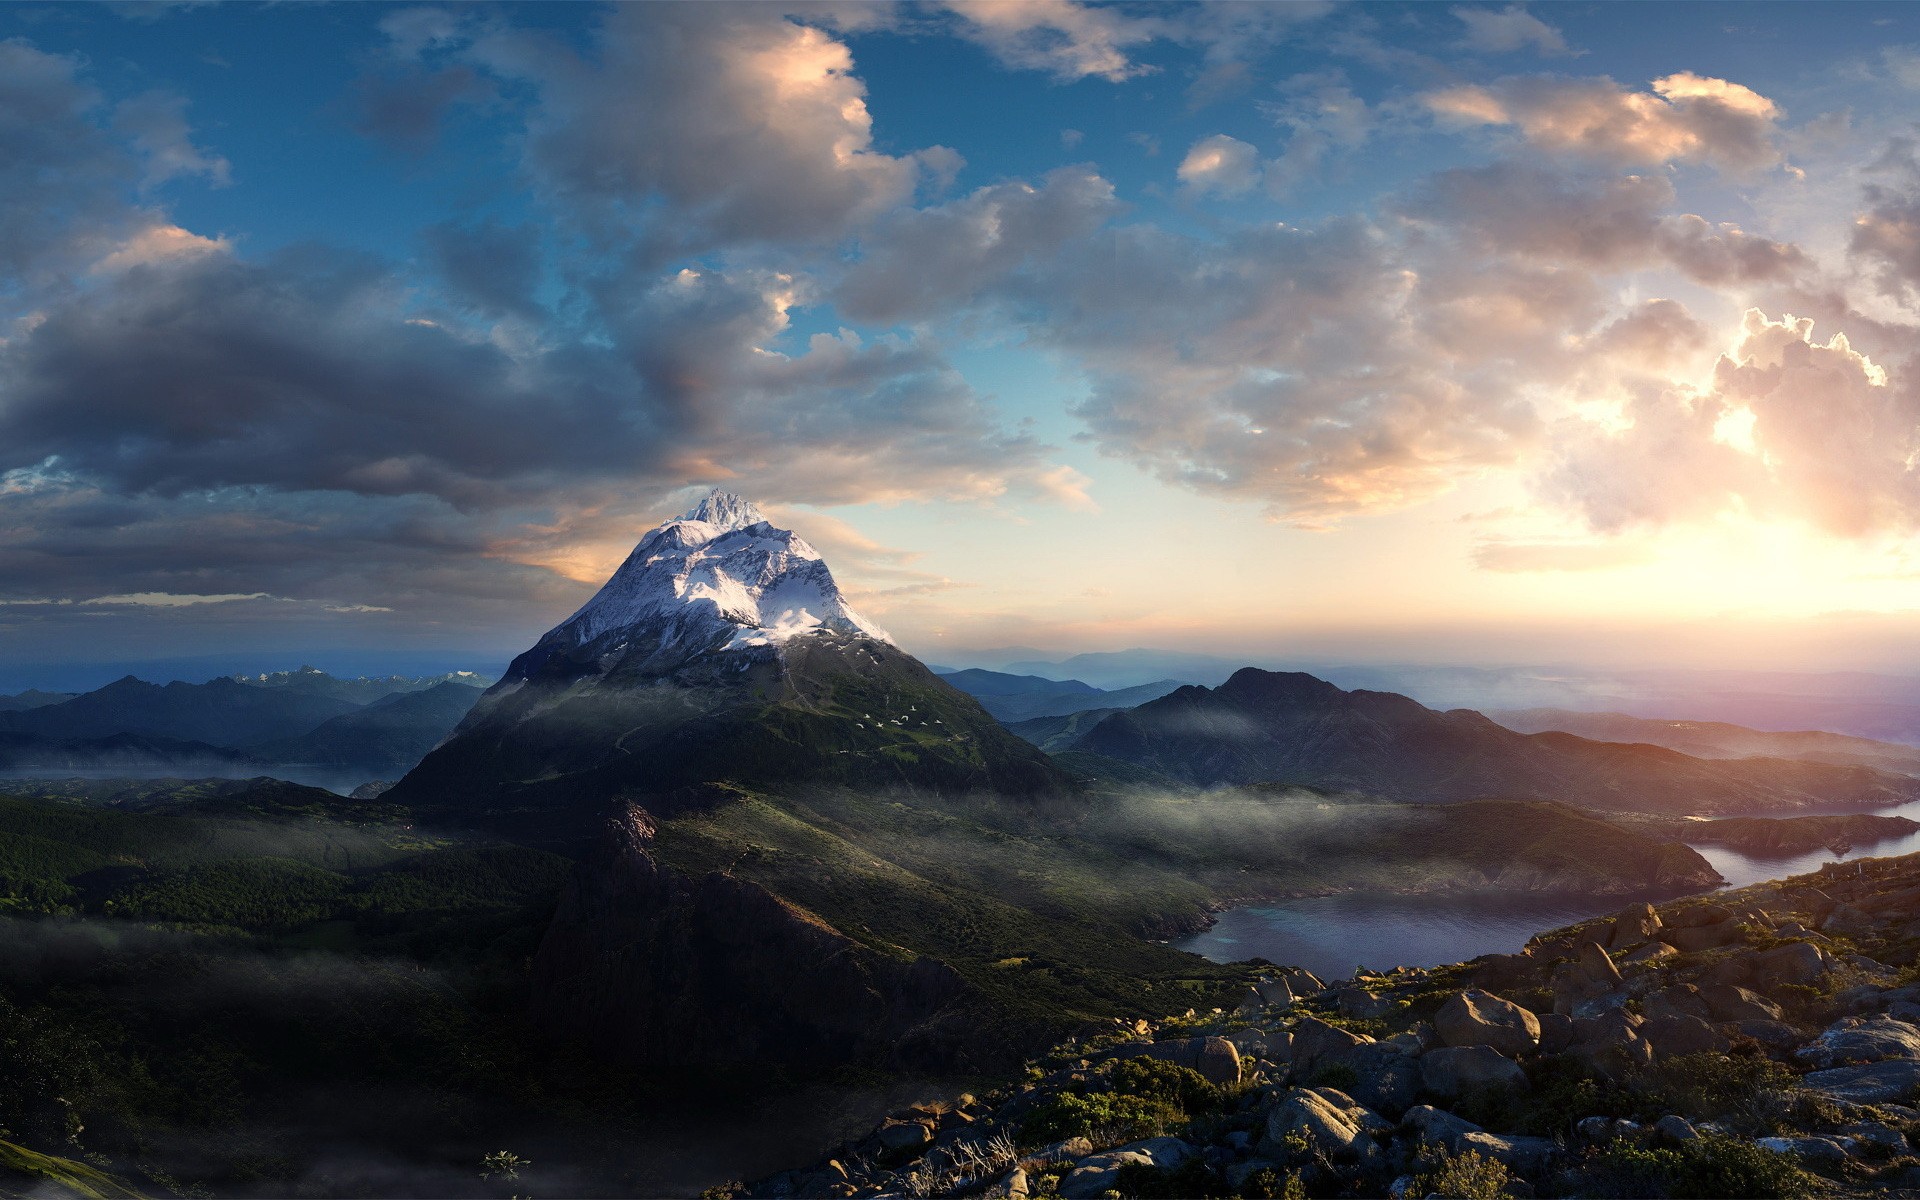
[530,806,983,1074]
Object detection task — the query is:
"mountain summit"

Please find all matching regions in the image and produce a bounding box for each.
[513,489,889,683]
[391,490,1064,831]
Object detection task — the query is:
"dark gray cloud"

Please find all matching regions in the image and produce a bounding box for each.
[421,218,545,319]
[0,38,137,282]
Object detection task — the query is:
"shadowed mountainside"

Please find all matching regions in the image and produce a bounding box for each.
[1072,669,1920,816]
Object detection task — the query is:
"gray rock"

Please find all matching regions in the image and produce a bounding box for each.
[1669,903,1735,929]
[1604,902,1661,950]
[1645,984,1712,1022]
[1751,941,1829,990]
[1227,1160,1283,1190]
[1822,903,1877,938]
[981,1168,1029,1199]
[1341,1043,1420,1117]
[1734,1020,1803,1050]
[1840,1121,1909,1155]
[1059,1138,1194,1199]
[1537,1012,1574,1054]
[1755,1136,1851,1167]
[1434,989,1541,1056]
[1458,1131,1558,1173]
[1663,920,1738,953]
[1403,1104,1483,1151]
[1121,1036,1244,1085]
[876,1121,933,1154]
[1642,1014,1731,1058]
[1797,1016,1920,1069]
[1337,988,1394,1020]
[1700,984,1782,1023]
[1801,1060,1920,1104]
[1264,1087,1391,1161]
[1654,1114,1699,1142]
[1256,977,1297,1008]
[1421,1045,1528,1097]
[1290,1016,1373,1078]
[1623,942,1679,966]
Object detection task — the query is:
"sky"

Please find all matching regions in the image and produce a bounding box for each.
[10,1,1920,688]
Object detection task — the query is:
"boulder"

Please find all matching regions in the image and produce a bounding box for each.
[1700,984,1782,1023]
[1458,1131,1558,1173]
[1622,941,1678,966]
[1264,1087,1391,1161]
[1537,1012,1574,1054]
[1654,1114,1699,1142]
[1340,1043,1421,1117]
[1579,941,1624,987]
[1336,988,1394,1020]
[1420,1045,1528,1097]
[1256,977,1298,1007]
[1123,1036,1244,1085]
[1801,1060,1920,1105]
[1290,1016,1373,1078]
[1059,1138,1194,1199]
[1434,990,1540,1056]
[1645,984,1712,1022]
[1403,1104,1483,1150]
[1696,958,1753,987]
[981,1168,1029,1200]
[1839,1121,1909,1155]
[876,1121,933,1155]
[1278,967,1325,995]
[1604,902,1661,950]
[1755,1136,1851,1168]
[1641,1015,1730,1059]
[1552,946,1626,1017]
[1751,942,1829,991]
[1569,1010,1654,1079]
[1822,903,1877,938]
[1734,1020,1804,1051]
[1796,1016,1920,1069]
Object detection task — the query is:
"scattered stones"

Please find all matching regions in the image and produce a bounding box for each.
[1434,990,1540,1056]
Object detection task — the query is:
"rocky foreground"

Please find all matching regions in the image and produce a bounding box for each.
[734,852,1920,1199]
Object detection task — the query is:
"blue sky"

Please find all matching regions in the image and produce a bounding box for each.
[10,1,1920,689]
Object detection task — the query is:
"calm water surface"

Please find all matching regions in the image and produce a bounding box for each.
[1176,794,1920,980]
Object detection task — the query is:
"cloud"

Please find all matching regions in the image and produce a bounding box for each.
[1471,539,1653,572]
[0,39,139,280]
[112,90,230,188]
[1549,310,1920,537]
[1399,162,1808,285]
[935,0,1161,82]
[1425,72,1783,171]
[90,223,229,273]
[1257,72,1375,196]
[420,219,543,319]
[465,5,927,259]
[1451,5,1571,56]
[1177,134,1261,197]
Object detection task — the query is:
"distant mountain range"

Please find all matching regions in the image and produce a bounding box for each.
[933,668,1183,721]
[0,666,493,776]
[1491,708,1920,775]
[1068,669,1920,815]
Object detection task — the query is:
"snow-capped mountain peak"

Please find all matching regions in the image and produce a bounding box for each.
[681,488,768,532]
[530,490,892,668]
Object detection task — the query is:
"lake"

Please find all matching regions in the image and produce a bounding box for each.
[1176,796,1920,980]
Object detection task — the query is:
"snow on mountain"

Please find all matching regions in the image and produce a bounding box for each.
[542,489,892,657]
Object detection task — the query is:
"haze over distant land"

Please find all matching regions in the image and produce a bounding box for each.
[9,3,1920,678]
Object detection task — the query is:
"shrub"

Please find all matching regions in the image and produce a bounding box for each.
[1017,1091,1182,1146]
[1578,1135,1826,1199]
[1640,1051,1802,1136]
[1108,1057,1222,1114]
[1423,1149,1512,1200]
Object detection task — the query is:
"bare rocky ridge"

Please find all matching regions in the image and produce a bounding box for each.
[752,850,1920,1199]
